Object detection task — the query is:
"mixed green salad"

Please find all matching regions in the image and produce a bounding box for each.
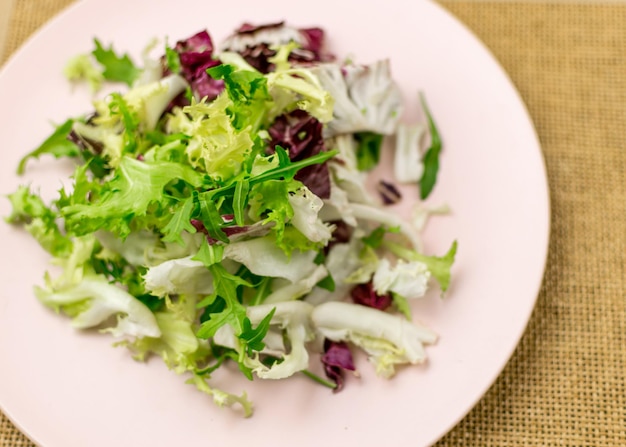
[6,21,456,416]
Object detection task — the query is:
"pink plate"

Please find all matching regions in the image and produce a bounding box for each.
[0,1,549,446]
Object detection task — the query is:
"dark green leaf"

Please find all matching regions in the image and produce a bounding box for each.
[238,307,276,356]
[196,264,251,339]
[197,193,229,243]
[354,132,383,171]
[232,179,250,227]
[198,294,224,318]
[202,149,338,202]
[249,276,272,306]
[274,145,291,167]
[161,198,197,245]
[316,274,336,292]
[419,93,443,200]
[313,251,326,265]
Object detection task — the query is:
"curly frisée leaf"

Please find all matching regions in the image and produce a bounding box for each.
[63,156,203,237]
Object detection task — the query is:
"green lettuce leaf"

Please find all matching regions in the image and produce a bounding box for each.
[92,38,141,86]
[63,156,204,237]
[6,185,72,257]
[17,119,80,175]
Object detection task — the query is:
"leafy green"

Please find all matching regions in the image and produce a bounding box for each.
[63,156,204,237]
[419,93,443,200]
[161,198,197,245]
[164,42,181,74]
[232,179,250,227]
[196,263,251,339]
[316,274,336,292]
[238,307,276,356]
[391,292,412,320]
[64,54,105,92]
[92,38,141,86]
[108,93,139,154]
[6,186,72,257]
[192,238,224,267]
[354,132,384,171]
[384,240,458,292]
[17,119,80,174]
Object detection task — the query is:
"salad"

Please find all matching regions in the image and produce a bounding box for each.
[6,21,456,416]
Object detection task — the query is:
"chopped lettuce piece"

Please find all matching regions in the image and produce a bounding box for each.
[36,273,161,338]
[312,60,402,137]
[372,258,430,300]
[394,123,426,184]
[311,301,437,378]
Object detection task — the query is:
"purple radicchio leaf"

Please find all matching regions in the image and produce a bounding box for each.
[323,220,354,255]
[268,109,331,199]
[376,179,402,205]
[164,30,224,103]
[223,22,333,74]
[190,219,271,244]
[321,339,355,392]
[351,281,392,311]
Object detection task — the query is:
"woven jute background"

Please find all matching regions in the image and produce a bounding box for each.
[2,1,625,446]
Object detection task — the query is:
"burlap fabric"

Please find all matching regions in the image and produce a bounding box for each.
[1,1,625,446]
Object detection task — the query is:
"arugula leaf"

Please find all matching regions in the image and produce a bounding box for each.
[419,93,443,200]
[197,193,229,243]
[92,38,141,86]
[354,132,384,171]
[248,149,337,188]
[238,307,276,356]
[161,198,197,245]
[232,179,250,227]
[201,149,337,203]
[196,263,252,339]
[17,119,80,174]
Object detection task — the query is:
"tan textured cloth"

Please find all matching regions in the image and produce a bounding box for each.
[1,1,625,446]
